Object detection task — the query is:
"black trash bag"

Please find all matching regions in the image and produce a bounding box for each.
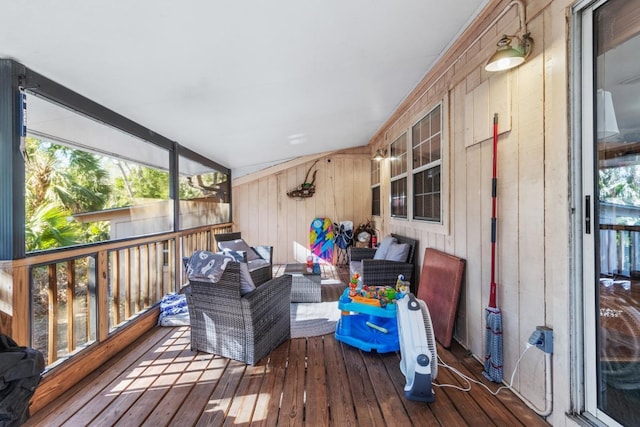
[0,334,45,427]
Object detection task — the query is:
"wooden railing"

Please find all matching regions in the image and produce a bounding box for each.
[0,222,234,411]
[12,223,232,367]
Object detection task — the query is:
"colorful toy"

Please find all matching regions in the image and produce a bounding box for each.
[396,274,410,298]
[349,273,361,297]
[346,273,409,306]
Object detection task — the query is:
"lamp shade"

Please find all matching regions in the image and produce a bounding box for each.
[597,89,619,139]
[485,48,525,72]
[485,33,533,72]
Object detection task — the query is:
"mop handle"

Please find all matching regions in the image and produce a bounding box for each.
[489,113,498,309]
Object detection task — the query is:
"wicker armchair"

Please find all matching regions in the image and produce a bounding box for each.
[185,260,292,365]
[215,232,273,284]
[349,233,418,289]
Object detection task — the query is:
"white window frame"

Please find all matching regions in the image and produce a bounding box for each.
[574,1,626,425]
[390,96,449,235]
[412,103,443,223]
[371,159,381,217]
[390,133,408,219]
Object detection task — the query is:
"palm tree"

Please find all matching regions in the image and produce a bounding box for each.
[25,203,81,251]
[25,138,112,250]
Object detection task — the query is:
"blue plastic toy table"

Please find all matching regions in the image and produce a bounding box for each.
[334,288,399,352]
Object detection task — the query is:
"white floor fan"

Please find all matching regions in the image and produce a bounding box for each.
[396,293,438,402]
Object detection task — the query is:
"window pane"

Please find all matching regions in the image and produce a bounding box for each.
[412,105,442,168]
[420,118,430,143]
[430,134,441,162]
[179,155,230,228]
[371,159,380,185]
[25,95,173,252]
[24,138,172,252]
[432,106,441,134]
[391,178,407,218]
[371,186,381,216]
[391,133,407,177]
[592,1,640,425]
[413,166,441,222]
[412,125,420,150]
[412,104,442,223]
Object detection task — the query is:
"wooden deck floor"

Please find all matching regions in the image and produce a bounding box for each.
[26,265,550,427]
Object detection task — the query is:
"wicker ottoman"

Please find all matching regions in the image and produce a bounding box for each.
[284,263,322,303]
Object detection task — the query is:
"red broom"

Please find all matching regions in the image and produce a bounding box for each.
[483,113,503,383]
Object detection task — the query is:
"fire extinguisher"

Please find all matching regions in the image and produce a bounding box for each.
[371,234,377,248]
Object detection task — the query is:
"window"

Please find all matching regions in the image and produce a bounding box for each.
[22,94,232,252]
[25,95,172,251]
[178,152,230,229]
[390,133,408,218]
[412,104,442,222]
[371,159,381,216]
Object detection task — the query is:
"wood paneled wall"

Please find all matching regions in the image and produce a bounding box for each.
[232,148,372,264]
[367,0,566,419]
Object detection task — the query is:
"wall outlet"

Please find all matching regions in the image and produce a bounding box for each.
[534,326,553,354]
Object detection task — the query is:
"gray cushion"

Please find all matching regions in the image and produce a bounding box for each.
[239,263,256,295]
[186,251,236,283]
[218,239,260,261]
[217,249,255,294]
[385,242,410,262]
[220,248,246,262]
[373,236,397,260]
[248,258,269,271]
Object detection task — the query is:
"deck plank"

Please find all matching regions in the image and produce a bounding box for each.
[305,336,330,425]
[379,352,445,427]
[342,344,386,425]
[140,354,211,426]
[195,360,246,426]
[91,331,191,426]
[222,362,266,426]
[278,338,307,425]
[323,337,358,426]
[27,326,177,426]
[449,344,551,427]
[253,340,289,426]
[434,355,498,426]
[365,352,413,426]
[60,329,187,426]
[27,264,550,427]
[167,355,229,427]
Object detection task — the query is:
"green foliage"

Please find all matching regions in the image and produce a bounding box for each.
[25,138,112,251]
[107,161,170,207]
[600,165,640,206]
[25,203,81,251]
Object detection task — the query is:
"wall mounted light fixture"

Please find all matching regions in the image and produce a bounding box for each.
[373,148,388,161]
[485,0,533,72]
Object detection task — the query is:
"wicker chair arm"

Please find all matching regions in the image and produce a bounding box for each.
[241,274,292,363]
[350,247,377,262]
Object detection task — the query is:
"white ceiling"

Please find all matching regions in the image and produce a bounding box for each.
[1,0,489,177]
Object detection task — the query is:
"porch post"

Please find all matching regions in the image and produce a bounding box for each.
[0,59,26,260]
[0,59,28,342]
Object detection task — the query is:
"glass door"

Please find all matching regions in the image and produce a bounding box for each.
[584,0,640,425]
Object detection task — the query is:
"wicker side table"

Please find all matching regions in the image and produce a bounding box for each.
[284,263,322,303]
